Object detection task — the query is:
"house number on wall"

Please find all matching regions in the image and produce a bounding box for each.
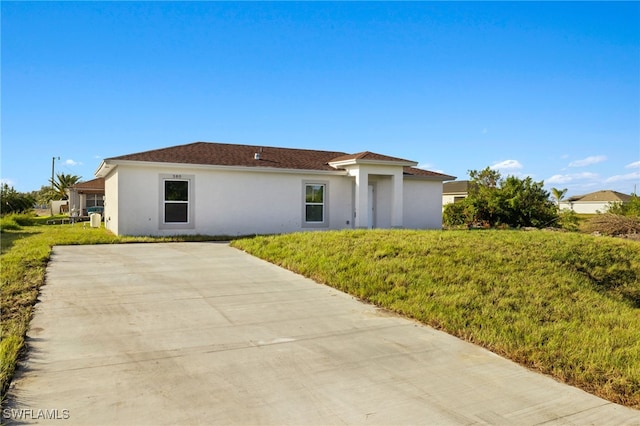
[172,174,182,179]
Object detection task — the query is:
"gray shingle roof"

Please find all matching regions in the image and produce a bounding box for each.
[107,141,454,179]
[443,180,472,194]
[566,190,632,203]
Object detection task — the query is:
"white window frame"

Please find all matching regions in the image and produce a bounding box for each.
[302,181,329,228]
[159,174,195,230]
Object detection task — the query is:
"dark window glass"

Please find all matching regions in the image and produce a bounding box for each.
[165,181,188,201]
[86,194,104,208]
[305,185,324,203]
[306,205,323,222]
[165,203,188,223]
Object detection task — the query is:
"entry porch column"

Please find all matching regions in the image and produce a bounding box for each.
[391,170,404,228]
[354,169,369,229]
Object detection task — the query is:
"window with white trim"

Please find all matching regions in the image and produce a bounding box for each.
[164,179,189,223]
[305,183,325,223]
[85,194,104,208]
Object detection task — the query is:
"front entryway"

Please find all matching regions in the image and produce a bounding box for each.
[368,184,376,229]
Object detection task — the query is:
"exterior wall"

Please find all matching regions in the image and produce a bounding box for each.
[108,164,355,236]
[51,200,68,215]
[104,170,119,234]
[67,190,81,216]
[559,201,613,214]
[104,163,448,236]
[442,193,467,206]
[403,179,444,229]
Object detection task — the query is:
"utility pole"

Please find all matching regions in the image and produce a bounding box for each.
[50,156,60,216]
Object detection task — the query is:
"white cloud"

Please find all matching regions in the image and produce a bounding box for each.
[490,159,523,170]
[64,159,82,166]
[568,155,606,167]
[0,178,15,187]
[625,161,640,169]
[605,171,640,183]
[546,174,572,184]
[546,172,599,184]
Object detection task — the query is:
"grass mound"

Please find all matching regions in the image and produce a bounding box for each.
[232,229,640,408]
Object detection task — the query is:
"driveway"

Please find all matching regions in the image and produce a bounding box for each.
[5,243,638,425]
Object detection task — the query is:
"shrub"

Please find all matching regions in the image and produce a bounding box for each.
[443,168,558,228]
[607,194,640,218]
[0,217,21,232]
[557,209,580,231]
[443,202,470,227]
[12,212,37,226]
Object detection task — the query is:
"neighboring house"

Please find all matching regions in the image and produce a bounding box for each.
[95,142,455,236]
[559,190,632,214]
[66,177,105,217]
[442,180,473,206]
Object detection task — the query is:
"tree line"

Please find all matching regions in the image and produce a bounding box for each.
[1,173,81,215]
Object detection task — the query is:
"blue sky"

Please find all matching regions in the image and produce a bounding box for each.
[2,1,639,197]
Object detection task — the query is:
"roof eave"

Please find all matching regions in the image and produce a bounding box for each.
[405,174,457,181]
[95,159,348,176]
[94,160,114,178]
[329,158,418,168]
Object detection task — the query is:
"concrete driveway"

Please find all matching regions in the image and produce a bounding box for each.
[5,243,638,425]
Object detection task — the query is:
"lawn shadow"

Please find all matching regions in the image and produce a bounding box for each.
[0,230,41,255]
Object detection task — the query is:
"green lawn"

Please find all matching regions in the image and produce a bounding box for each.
[231,229,640,408]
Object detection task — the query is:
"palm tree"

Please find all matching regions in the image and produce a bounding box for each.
[50,173,82,200]
[551,187,568,209]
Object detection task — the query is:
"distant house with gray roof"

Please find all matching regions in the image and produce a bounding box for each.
[559,190,632,214]
[442,180,475,207]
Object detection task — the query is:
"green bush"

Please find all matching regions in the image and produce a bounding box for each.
[12,212,37,226]
[0,217,21,232]
[0,213,38,233]
[443,202,470,227]
[607,194,640,218]
[443,168,558,228]
[557,209,579,231]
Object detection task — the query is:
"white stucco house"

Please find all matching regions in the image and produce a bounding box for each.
[95,142,455,236]
[442,180,473,207]
[559,190,632,214]
[66,177,105,217]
